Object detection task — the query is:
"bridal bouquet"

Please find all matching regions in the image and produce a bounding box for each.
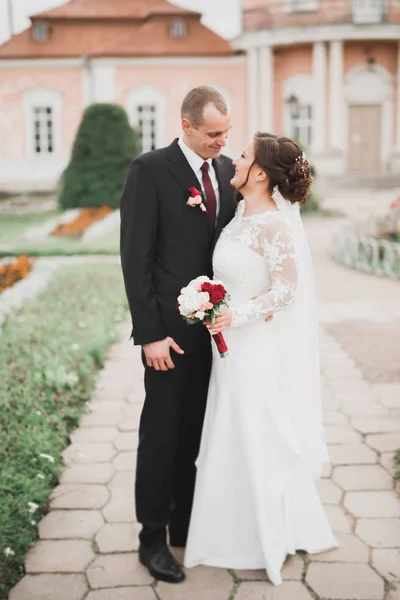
[177,276,230,358]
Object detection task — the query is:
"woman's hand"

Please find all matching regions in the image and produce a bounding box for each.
[205,309,233,335]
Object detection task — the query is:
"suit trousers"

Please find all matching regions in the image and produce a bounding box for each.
[136,345,212,547]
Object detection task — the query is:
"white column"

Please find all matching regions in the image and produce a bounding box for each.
[247,47,259,138]
[312,41,327,153]
[92,64,116,103]
[329,41,344,151]
[259,45,274,132]
[81,57,93,107]
[396,41,400,151]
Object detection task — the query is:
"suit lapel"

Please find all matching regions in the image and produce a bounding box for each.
[167,140,213,233]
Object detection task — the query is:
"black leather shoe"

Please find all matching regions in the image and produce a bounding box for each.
[139,544,185,583]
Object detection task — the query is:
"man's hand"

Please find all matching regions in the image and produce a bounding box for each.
[143,337,184,371]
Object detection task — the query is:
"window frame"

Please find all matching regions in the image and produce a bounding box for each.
[284,0,318,14]
[170,19,187,38]
[127,85,166,153]
[22,87,61,159]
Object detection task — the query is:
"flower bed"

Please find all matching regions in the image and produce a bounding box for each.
[51,205,114,238]
[0,263,128,599]
[0,255,34,294]
[332,197,400,279]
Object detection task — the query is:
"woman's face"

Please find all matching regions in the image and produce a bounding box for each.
[230,140,257,191]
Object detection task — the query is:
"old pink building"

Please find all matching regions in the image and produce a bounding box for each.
[0,0,400,191]
[241,0,400,177]
[0,0,246,191]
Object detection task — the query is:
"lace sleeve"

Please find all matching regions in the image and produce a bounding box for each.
[230,217,299,327]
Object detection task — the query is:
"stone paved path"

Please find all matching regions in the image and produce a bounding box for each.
[9,206,400,600]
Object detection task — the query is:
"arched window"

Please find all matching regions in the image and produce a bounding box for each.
[22,87,61,157]
[283,75,314,148]
[127,85,166,153]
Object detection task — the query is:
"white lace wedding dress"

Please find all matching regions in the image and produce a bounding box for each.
[184,196,338,585]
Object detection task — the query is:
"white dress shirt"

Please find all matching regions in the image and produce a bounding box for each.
[178,136,220,218]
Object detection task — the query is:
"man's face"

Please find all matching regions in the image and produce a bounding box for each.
[182,103,232,160]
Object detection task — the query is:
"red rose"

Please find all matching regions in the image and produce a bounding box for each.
[210,289,225,304]
[201,282,214,293]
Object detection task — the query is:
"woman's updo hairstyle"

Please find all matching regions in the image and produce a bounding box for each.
[253,132,313,204]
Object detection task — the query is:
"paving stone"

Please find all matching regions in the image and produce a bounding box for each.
[86,589,157,600]
[50,484,109,509]
[63,443,116,465]
[87,400,126,413]
[324,505,353,533]
[387,583,400,600]
[341,402,389,417]
[26,540,95,573]
[102,494,136,522]
[328,443,377,466]
[38,510,104,539]
[87,553,153,588]
[316,479,342,504]
[381,452,397,476]
[157,566,233,600]
[333,464,393,491]
[366,433,400,453]
[9,574,88,600]
[118,418,139,431]
[80,411,123,427]
[325,425,360,444]
[323,411,348,425]
[372,549,400,581]
[235,581,311,600]
[344,491,400,518]
[114,431,139,451]
[356,518,400,547]
[60,463,114,485]
[113,451,137,472]
[123,404,142,419]
[372,384,400,408]
[95,522,140,552]
[310,532,368,562]
[108,472,135,494]
[352,417,400,434]
[307,562,384,600]
[321,462,332,478]
[70,426,118,444]
[235,554,303,582]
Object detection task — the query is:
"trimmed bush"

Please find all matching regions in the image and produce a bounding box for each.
[58,103,140,210]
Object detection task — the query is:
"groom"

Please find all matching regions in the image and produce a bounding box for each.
[120,86,236,583]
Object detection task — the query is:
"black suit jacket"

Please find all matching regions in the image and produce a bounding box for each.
[120,139,236,354]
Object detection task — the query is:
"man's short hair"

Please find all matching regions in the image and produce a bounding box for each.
[181,86,228,128]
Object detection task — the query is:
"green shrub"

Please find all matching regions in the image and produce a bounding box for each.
[58,103,140,210]
[0,264,128,598]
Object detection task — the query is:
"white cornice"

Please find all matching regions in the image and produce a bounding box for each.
[91,56,246,67]
[234,23,400,49]
[0,56,245,68]
[0,58,83,68]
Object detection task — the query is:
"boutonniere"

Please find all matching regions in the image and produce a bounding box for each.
[187,187,207,213]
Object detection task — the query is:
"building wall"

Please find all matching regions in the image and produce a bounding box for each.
[0,59,247,191]
[0,64,83,189]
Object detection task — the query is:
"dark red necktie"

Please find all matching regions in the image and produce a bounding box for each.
[201,161,217,226]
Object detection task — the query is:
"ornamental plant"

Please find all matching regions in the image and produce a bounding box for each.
[58,103,141,210]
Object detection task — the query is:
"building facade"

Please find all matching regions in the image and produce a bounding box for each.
[241,0,400,177]
[1,0,400,192]
[0,0,246,191]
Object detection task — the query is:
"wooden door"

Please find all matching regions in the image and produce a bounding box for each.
[348,104,381,172]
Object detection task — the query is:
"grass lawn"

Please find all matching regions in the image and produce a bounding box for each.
[0,211,119,257]
[0,263,128,599]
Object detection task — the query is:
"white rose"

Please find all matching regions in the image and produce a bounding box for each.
[194,311,205,320]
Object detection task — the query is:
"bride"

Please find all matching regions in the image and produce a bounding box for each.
[183,132,338,585]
